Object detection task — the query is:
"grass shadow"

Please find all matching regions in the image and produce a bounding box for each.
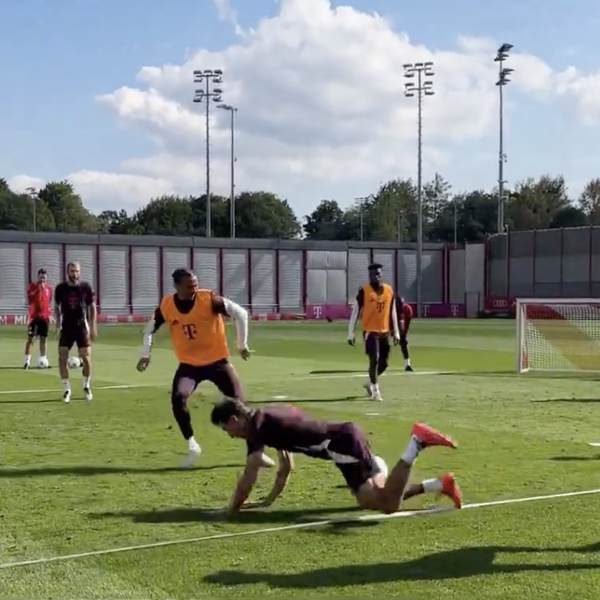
[550,455,600,462]
[264,396,365,404]
[532,398,600,404]
[204,542,600,587]
[0,464,242,478]
[92,505,362,525]
[0,398,59,404]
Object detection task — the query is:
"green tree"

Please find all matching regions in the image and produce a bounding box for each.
[368,179,417,242]
[98,209,143,234]
[189,194,229,237]
[0,184,56,231]
[235,191,301,239]
[578,178,600,225]
[549,206,587,228]
[133,195,194,235]
[37,180,98,233]
[423,173,452,230]
[304,200,345,240]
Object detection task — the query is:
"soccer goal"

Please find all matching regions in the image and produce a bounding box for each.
[516,298,600,373]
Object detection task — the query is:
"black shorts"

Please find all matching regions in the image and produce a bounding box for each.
[28,318,49,339]
[330,423,375,492]
[364,332,391,362]
[59,324,90,349]
[171,359,240,399]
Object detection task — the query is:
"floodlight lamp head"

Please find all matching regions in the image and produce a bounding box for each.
[193,71,205,82]
[499,43,513,54]
[423,61,435,76]
[193,90,206,102]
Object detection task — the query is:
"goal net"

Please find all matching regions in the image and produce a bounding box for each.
[516,299,600,373]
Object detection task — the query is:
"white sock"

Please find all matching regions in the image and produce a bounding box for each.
[373,383,380,393]
[401,436,421,465]
[25,354,31,364]
[40,355,47,360]
[83,376,91,389]
[62,379,71,392]
[405,358,411,366]
[188,436,199,449]
[423,478,443,493]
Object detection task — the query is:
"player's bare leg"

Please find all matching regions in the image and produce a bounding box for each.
[400,334,413,371]
[355,422,458,514]
[24,335,34,369]
[58,346,71,403]
[39,335,47,363]
[80,346,93,401]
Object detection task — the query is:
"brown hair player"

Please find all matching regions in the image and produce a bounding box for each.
[24,268,52,369]
[347,262,400,402]
[54,262,97,403]
[210,399,462,518]
[397,296,414,371]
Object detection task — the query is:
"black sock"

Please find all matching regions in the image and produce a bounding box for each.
[172,395,194,439]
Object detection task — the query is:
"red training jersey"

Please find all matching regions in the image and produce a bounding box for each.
[398,300,413,333]
[28,282,53,321]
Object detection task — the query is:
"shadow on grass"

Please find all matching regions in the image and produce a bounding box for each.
[0,464,241,478]
[550,455,600,462]
[92,505,363,525]
[204,542,600,587]
[264,396,365,404]
[532,398,600,404]
[0,398,59,404]
[308,369,405,376]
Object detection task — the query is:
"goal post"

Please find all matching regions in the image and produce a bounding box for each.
[516,298,600,373]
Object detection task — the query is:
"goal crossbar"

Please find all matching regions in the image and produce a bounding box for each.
[516,298,600,373]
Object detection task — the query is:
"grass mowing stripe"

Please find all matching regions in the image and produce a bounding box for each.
[1,487,598,570]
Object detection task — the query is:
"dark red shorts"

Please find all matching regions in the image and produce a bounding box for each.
[59,324,90,349]
[364,332,391,361]
[330,423,375,492]
[28,318,49,339]
[172,359,241,399]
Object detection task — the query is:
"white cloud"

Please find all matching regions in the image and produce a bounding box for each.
[9,0,598,215]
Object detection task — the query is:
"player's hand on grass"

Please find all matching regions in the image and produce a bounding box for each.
[136,356,150,372]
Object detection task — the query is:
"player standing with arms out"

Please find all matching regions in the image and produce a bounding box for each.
[211,399,462,517]
[397,296,414,372]
[24,268,53,369]
[137,268,272,468]
[348,263,400,401]
[54,262,97,403]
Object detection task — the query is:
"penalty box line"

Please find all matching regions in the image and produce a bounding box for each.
[0,487,599,571]
[0,370,458,396]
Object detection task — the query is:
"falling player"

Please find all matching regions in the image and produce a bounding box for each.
[348,262,400,401]
[211,399,462,517]
[24,268,53,369]
[136,268,272,468]
[54,262,97,402]
[397,296,414,372]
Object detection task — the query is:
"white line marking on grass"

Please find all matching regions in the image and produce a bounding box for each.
[589,443,600,447]
[0,371,458,396]
[272,395,289,400]
[1,487,598,570]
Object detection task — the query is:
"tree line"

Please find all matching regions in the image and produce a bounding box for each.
[2,174,600,242]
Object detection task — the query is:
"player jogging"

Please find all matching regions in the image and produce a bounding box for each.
[136,268,272,469]
[54,262,97,403]
[397,296,414,372]
[211,399,462,517]
[348,263,400,401]
[24,268,52,369]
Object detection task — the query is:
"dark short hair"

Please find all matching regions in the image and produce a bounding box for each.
[210,399,250,426]
[37,268,47,276]
[368,263,382,271]
[172,268,194,285]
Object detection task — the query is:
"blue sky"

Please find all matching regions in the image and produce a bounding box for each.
[2,0,600,216]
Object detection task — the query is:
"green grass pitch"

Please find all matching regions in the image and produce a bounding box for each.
[1,320,600,599]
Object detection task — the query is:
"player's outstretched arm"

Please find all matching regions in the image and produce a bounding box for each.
[137,307,165,370]
[256,451,293,508]
[348,288,364,344]
[228,451,264,515]
[390,294,400,341]
[212,294,250,358]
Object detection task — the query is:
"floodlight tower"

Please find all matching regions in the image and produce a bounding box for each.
[495,43,513,234]
[193,69,224,238]
[403,61,435,318]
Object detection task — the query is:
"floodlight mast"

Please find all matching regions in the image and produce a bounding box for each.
[193,68,224,238]
[403,61,435,318]
[217,104,238,239]
[495,43,513,234]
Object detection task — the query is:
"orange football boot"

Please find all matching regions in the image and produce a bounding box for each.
[440,472,462,509]
[412,422,458,449]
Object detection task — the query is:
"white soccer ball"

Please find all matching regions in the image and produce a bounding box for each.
[37,356,49,369]
[68,356,82,369]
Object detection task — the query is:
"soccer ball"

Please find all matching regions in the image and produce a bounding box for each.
[68,356,82,369]
[37,356,49,369]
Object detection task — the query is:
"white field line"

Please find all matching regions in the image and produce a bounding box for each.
[0,370,457,395]
[0,487,598,570]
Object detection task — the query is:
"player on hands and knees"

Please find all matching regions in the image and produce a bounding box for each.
[54,262,97,403]
[348,263,400,401]
[136,268,273,469]
[24,268,53,369]
[397,296,414,372]
[211,399,462,517]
